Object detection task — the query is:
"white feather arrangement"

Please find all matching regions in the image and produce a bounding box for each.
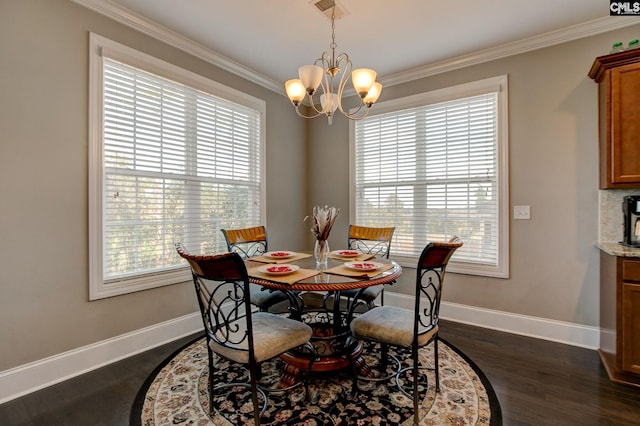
[306,205,340,241]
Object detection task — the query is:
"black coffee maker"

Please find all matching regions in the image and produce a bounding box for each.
[623,195,640,247]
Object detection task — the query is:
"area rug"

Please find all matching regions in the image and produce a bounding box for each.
[131,336,501,425]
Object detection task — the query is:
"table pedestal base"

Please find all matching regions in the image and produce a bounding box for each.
[278,325,374,388]
[271,294,384,388]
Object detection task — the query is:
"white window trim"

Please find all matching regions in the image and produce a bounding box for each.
[88,33,266,300]
[349,75,509,278]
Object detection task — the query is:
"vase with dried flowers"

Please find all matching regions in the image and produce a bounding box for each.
[306,205,340,269]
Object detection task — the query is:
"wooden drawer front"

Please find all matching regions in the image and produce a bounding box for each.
[622,258,640,282]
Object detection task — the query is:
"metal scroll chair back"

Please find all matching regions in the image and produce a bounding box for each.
[220,226,288,312]
[413,237,462,340]
[350,236,462,425]
[348,225,395,259]
[221,225,268,259]
[175,243,314,425]
[412,236,462,377]
[181,248,253,352]
[344,225,396,308]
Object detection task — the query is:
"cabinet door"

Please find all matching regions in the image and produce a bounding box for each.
[610,62,640,185]
[621,281,640,374]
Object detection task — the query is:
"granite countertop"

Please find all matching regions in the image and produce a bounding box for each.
[596,241,640,258]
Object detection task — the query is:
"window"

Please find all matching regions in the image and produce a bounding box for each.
[89,34,266,299]
[351,76,509,278]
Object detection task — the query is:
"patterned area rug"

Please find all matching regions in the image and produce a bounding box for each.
[132,336,501,425]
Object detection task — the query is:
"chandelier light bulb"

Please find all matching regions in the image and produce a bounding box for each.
[363,82,383,106]
[298,65,323,95]
[320,93,339,114]
[351,68,377,97]
[285,79,306,105]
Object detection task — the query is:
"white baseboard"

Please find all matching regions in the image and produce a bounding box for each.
[0,296,600,405]
[384,292,600,349]
[0,312,202,404]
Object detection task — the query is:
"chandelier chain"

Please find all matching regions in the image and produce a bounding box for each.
[330,6,337,50]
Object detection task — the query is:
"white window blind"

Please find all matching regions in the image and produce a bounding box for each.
[89,34,265,299]
[352,76,508,277]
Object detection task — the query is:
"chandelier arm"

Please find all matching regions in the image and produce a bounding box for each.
[335,52,350,65]
[321,68,332,93]
[304,72,332,115]
[316,53,332,69]
[335,55,353,115]
[314,53,333,114]
[342,104,370,120]
[293,103,327,120]
[318,73,332,113]
[307,93,325,115]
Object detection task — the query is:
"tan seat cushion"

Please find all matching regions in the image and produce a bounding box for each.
[341,284,383,302]
[249,284,288,308]
[210,312,312,364]
[350,306,438,347]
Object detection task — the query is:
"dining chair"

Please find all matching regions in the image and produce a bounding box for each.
[175,243,315,425]
[349,237,463,425]
[221,225,289,312]
[340,225,395,309]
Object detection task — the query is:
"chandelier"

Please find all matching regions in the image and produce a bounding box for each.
[284,4,382,125]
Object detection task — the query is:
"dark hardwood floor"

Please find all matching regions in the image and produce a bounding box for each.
[1,320,639,425]
[440,321,640,426]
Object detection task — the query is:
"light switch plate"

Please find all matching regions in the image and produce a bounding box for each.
[514,205,531,220]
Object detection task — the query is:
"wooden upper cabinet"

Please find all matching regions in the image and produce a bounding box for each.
[589,50,640,189]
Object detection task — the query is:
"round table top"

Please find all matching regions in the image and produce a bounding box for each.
[246,255,402,292]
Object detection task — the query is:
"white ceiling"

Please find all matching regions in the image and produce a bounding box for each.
[85,0,634,90]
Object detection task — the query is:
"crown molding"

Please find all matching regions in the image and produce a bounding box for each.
[72,0,283,93]
[73,1,638,94]
[381,16,639,87]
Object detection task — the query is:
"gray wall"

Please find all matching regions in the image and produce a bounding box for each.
[2,0,640,372]
[0,0,308,371]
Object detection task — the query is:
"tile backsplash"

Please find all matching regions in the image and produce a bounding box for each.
[599,189,640,242]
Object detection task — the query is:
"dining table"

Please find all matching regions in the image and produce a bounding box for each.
[245,250,402,386]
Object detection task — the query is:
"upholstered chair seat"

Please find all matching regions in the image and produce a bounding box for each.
[249,285,287,311]
[350,306,438,348]
[345,285,383,305]
[212,312,312,364]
